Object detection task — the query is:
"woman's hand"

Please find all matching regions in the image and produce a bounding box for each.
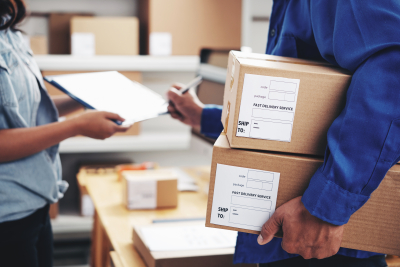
[72,111,129,139]
[167,83,205,131]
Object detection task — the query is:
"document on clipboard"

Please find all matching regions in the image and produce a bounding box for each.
[44,71,168,126]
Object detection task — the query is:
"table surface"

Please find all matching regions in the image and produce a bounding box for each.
[82,166,212,267]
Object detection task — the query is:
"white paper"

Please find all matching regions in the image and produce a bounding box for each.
[46,71,168,126]
[150,32,172,56]
[172,168,199,192]
[140,223,237,251]
[236,74,300,142]
[127,179,157,209]
[71,32,95,56]
[210,164,280,231]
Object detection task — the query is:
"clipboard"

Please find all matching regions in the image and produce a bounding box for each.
[44,71,168,126]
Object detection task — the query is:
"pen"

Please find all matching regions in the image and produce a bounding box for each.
[166,76,203,113]
[179,75,203,94]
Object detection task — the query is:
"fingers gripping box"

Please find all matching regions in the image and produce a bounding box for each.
[222,51,352,156]
[206,134,400,255]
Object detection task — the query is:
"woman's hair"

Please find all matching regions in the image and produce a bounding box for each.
[0,0,26,31]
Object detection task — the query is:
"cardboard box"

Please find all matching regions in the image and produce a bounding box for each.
[30,35,48,55]
[42,70,142,136]
[49,13,93,54]
[132,222,239,267]
[70,16,139,55]
[49,202,59,219]
[222,51,352,156]
[206,134,400,255]
[138,0,241,55]
[122,170,178,210]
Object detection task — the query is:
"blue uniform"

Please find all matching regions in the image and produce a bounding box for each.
[201,0,400,264]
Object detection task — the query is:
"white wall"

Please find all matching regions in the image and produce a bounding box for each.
[242,0,273,53]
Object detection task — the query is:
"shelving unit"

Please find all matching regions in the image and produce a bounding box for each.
[59,131,191,153]
[34,55,199,72]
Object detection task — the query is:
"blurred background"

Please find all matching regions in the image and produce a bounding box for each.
[19,1,273,266]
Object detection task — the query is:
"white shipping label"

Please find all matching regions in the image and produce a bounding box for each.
[150,32,172,56]
[127,180,157,209]
[236,74,300,142]
[71,33,95,56]
[210,164,280,231]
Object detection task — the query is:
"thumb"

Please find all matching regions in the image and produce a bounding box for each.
[103,112,125,122]
[258,211,283,245]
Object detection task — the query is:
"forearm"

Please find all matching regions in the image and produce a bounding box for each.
[51,95,83,117]
[0,119,80,162]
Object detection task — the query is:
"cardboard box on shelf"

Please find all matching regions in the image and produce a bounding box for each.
[49,202,59,219]
[138,0,241,55]
[29,35,48,55]
[122,170,178,210]
[206,134,400,255]
[70,17,139,55]
[49,13,93,55]
[223,51,352,156]
[132,222,239,267]
[41,70,142,136]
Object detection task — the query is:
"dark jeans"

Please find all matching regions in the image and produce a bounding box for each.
[0,205,53,267]
[260,255,387,267]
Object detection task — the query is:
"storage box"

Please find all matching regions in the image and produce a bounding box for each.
[122,170,178,210]
[132,222,239,267]
[70,16,139,55]
[29,35,48,55]
[42,70,142,136]
[222,51,352,156]
[138,0,241,55]
[206,134,400,255]
[49,13,93,55]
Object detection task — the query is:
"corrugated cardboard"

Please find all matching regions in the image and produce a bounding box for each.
[132,222,237,267]
[138,0,241,55]
[206,134,400,255]
[49,13,93,55]
[122,170,178,209]
[223,51,352,156]
[42,70,142,136]
[70,17,139,55]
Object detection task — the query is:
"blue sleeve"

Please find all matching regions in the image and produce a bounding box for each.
[302,2,400,225]
[200,104,223,139]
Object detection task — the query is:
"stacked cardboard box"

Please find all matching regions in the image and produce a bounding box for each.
[206,51,400,255]
[138,0,241,55]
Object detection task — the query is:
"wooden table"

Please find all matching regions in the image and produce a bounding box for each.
[79,166,212,267]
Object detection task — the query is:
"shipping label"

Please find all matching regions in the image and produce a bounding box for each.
[210,164,280,231]
[236,74,300,142]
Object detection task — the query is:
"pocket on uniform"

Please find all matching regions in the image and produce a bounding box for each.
[0,50,27,107]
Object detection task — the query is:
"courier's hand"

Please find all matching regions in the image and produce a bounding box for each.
[72,111,129,140]
[257,196,344,259]
[167,83,204,131]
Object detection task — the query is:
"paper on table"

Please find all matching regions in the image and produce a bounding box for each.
[140,223,237,251]
[45,71,167,126]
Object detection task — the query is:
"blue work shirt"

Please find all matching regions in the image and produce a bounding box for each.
[201,0,400,263]
[0,29,68,223]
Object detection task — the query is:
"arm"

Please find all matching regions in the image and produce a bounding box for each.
[167,83,223,138]
[51,95,84,117]
[0,111,128,163]
[258,1,400,259]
